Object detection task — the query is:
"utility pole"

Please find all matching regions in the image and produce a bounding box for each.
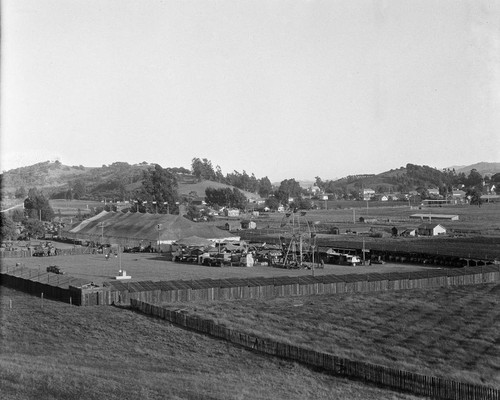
[98,222,105,244]
[157,224,161,252]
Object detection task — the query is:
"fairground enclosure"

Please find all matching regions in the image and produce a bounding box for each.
[2,200,500,399]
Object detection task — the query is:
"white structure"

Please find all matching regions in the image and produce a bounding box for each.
[362,189,375,201]
[427,188,441,197]
[410,214,458,221]
[115,270,131,280]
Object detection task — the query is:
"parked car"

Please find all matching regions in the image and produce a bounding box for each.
[46,265,64,274]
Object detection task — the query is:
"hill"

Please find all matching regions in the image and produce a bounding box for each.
[321,164,462,196]
[446,162,500,177]
[0,161,151,200]
[178,180,261,201]
[2,160,499,204]
[0,160,261,203]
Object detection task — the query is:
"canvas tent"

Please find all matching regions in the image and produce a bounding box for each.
[174,236,214,247]
[66,211,239,244]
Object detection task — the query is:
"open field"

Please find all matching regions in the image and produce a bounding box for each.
[168,283,500,389]
[240,202,500,235]
[1,252,441,286]
[0,287,422,400]
[50,199,105,217]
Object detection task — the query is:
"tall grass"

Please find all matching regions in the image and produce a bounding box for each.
[167,283,500,389]
[0,287,421,400]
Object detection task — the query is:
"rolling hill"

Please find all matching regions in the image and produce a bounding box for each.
[446,162,500,177]
[0,160,262,203]
[1,160,499,204]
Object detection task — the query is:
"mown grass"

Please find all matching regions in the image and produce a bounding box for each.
[1,253,435,286]
[0,287,423,400]
[168,283,500,389]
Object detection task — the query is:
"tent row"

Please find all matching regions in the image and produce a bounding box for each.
[67,211,239,244]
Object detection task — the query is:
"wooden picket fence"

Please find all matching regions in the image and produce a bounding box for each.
[131,299,500,400]
[0,246,91,258]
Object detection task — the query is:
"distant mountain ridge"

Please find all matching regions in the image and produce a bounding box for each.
[445,162,500,177]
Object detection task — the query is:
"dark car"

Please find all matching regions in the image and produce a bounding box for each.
[46,265,65,274]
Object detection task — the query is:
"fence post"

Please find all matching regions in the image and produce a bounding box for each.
[41,292,44,309]
[9,299,12,309]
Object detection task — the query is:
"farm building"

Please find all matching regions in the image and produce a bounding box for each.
[224,222,240,231]
[362,188,375,201]
[401,228,417,237]
[410,213,459,221]
[480,194,500,203]
[452,190,466,201]
[240,220,257,230]
[417,223,446,236]
[66,211,238,245]
[224,208,240,217]
[427,188,441,197]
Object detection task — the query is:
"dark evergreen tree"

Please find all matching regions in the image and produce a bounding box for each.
[23,188,54,221]
[140,164,179,213]
[1,214,17,240]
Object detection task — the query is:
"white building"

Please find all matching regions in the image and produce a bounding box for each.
[362,189,375,201]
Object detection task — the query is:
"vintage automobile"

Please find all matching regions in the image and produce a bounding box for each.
[46,265,65,274]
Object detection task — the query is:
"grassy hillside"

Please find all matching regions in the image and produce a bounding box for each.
[0,287,421,400]
[1,161,260,202]
[1,161,91,193]
[171,283,500,389]
[178,180,260,200]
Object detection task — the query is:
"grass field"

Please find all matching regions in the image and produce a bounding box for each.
[244,202,500,235]
[0,287,423,400]
[1,252,439,286]
[50,199,105,217]
[167,283,500,389]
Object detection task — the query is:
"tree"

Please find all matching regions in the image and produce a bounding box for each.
[14,186,27,199]
[491,173,500,184]
[466,169,483,189]
[265,196,281,211]
[258,176,273,198]
[315,176,324,191]
[140,164,179,213]
[1,214,17,240]
[191,158,216,182]
[215,165,225,183]
[466,188,483,206]
[11,209,25,223]
[24,218,45,239]
[231,188,247,209]
[278,179,303,200]
[185,204,202,221]
[205,187,228,208]
[24,188,55,221]
[204,187,247,209]
[291,198,313,210]
[71,179,86,199]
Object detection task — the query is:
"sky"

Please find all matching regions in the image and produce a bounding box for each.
[1,0,499,182]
